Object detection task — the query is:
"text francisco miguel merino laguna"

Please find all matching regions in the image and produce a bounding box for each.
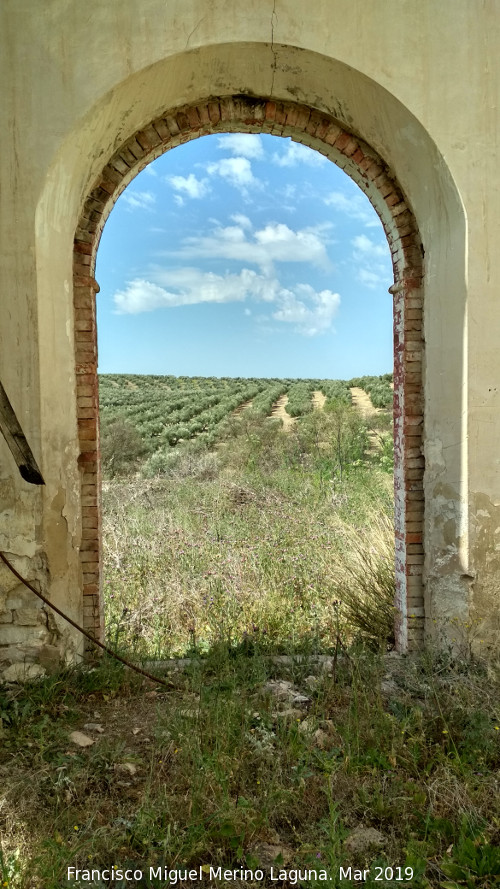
[67,864,415,883]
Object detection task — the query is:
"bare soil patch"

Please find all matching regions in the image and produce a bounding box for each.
[312,390,326,410]
[350,387,384,455]
[270,393,296,429]
[349,387,381,419]
[233,398,253,415]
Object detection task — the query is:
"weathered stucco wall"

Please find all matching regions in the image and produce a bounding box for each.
[0,0,498,676]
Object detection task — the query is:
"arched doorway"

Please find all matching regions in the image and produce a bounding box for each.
[72,96,424,653]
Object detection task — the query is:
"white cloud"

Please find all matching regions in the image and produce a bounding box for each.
[273,139,326,168]
[351,234,392,290]
[167,173,210,200]
[271,285,340,336]
[113,266,340,336]
[121,190,156,211]
[174,221,331,273]
[114,268,278,314]
[324,190,379,227]
[206,156,260,194]
[230,213,252,230]
[114,280,172,313]
[254,223,329,265]
[351,234,387,257]
[217,133,264,159]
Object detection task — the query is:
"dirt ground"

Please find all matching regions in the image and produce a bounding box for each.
[233,398,253,415]
[349,387,381,419]
[270,393,297,429]
[349,387,384,455]
[312,390,326,409]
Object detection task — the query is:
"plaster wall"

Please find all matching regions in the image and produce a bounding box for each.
[0,0,498,675]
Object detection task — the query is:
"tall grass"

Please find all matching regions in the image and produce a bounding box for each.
[318,511,396,649]
[102,410,393,658]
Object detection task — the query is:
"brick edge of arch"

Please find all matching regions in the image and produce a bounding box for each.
[73,95,424,653]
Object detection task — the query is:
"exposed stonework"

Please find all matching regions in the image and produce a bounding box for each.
[0,555,62,680]
[73,96,424,653]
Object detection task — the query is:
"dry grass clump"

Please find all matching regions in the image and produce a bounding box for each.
[319,510,396,649]
[142,446,220,480]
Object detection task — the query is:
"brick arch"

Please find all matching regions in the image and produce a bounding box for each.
[73,96,424,653]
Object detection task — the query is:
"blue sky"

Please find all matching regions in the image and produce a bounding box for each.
[96,133,393,379]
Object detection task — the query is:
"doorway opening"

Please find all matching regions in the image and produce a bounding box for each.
[73,96,424,655]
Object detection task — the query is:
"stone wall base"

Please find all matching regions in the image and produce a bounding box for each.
[0,553,65,682]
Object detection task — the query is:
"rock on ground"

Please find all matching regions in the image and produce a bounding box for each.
[344,826,387,857]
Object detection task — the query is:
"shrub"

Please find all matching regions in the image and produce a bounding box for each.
[142,446,219,480]
[100,417,146,476]
[322,400,369,477]
[285,382,315,417]
[319,380,352,405]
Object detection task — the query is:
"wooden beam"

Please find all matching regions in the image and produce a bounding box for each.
[0,382,44,485]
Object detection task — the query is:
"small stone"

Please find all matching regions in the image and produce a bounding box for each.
[263,680,296,700]
[0,611,13,623]
[344,826,387,856]
[83,722,104,733]
[69,731,95,747]
[252,843,294,870]
[114,762,137,775]
[262,680,311,707]
[380,679,398,695]
[313,728,330,749]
